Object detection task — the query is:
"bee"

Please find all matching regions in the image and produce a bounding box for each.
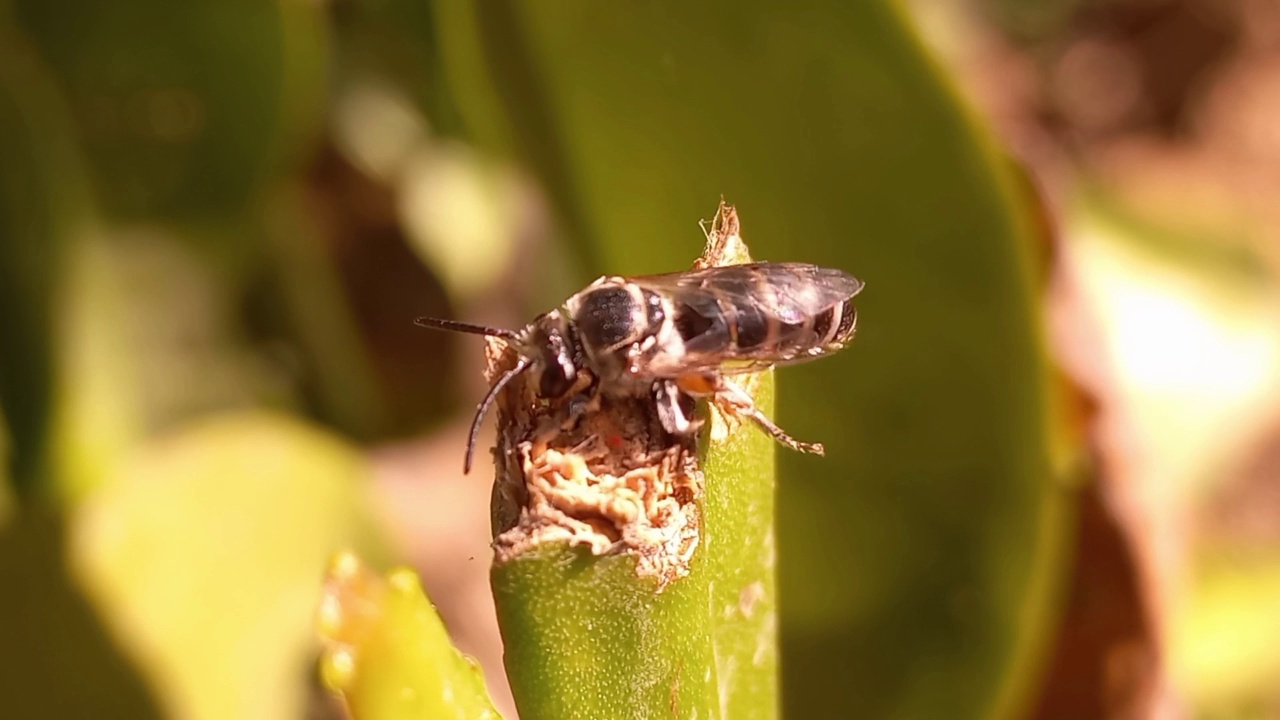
[417,262,864,473]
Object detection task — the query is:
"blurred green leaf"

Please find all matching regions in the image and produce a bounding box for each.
[0,25,96,493]
[332,0,464,136]
[257,187,393,442]
[431,3,1068,718]
[319,554,503,720]
[47,221,341,501]
[11,0,329,226]
[0,413,11,519]
[0,509,162,719]
[2,0,332,497]
[46,232,145,502]
[71,411,388,720]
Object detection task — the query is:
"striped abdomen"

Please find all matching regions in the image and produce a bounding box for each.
[673,291,857,367]
[638,262,864,376]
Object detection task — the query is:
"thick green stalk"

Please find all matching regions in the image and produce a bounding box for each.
[698,375,779,715]
[491,375,778,720]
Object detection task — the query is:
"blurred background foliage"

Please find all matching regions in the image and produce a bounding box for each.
[1,1,1278,719]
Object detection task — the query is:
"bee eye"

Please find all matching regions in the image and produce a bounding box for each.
[538,365,575,398]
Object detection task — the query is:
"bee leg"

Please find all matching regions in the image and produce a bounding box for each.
[713,378,825,456]
[652,379,702,436]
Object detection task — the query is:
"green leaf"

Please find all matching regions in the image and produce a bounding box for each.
[70,411,387,720]
[0,509,162,719]
[430,3,1069,719]
[0,21,96,493]
[319,554,504,720]
[11,0,329,225]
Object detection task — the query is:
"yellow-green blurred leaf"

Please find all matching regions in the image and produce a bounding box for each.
[50,228,295,501]
[1172,547,1280,717]
[71,411,387,720]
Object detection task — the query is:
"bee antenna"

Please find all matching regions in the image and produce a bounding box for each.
[463,356,531,474]
[415,316,520,341]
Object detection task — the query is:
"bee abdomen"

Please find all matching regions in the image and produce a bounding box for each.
[823,298,858,349]
[744,297,857,361]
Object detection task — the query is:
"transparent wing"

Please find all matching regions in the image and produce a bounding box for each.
[630,262,863,314]
[628,262,863,376]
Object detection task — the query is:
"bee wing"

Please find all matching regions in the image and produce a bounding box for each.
[630,263,864,309]
[629,262,864,377]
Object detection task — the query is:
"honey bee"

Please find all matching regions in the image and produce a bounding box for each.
[418,262,864,473]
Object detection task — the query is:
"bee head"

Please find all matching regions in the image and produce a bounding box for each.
[521,312,579,400]
[413,312,582,474]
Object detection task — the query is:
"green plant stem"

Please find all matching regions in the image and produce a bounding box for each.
[490,374,778,720]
